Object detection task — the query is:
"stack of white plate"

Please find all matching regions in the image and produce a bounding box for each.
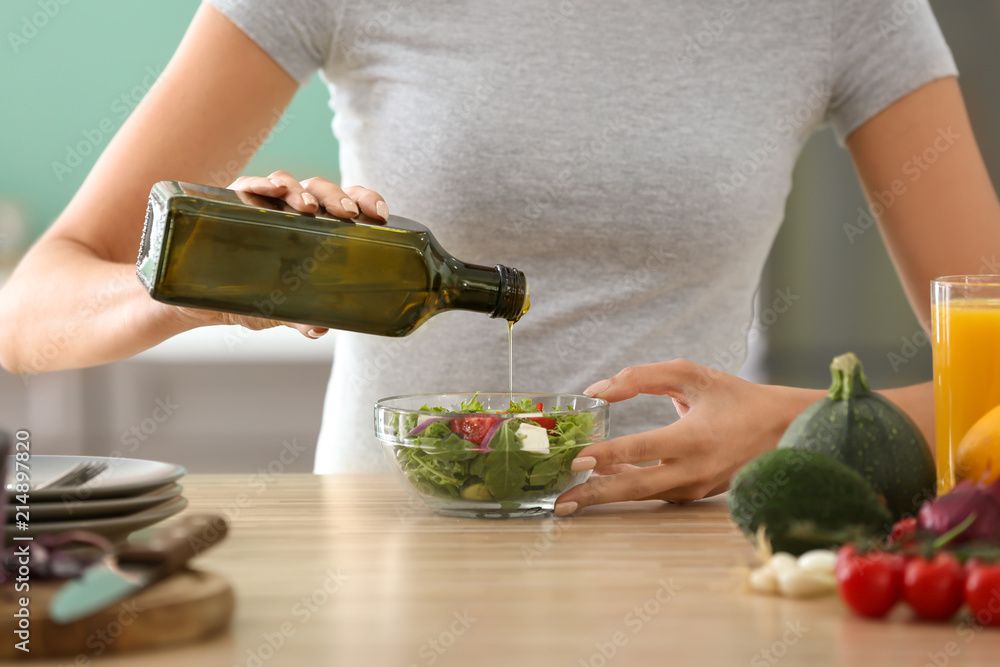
[4,455,187,543]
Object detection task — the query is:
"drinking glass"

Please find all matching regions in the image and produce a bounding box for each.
[932,275,1000,493]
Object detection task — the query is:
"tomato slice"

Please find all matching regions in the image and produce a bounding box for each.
[526,417,557,430]
[450,416,499,445]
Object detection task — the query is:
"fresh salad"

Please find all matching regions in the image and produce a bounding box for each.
[389,394,597,506]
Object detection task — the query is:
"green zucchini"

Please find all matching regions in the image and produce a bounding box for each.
[777,352,936,520]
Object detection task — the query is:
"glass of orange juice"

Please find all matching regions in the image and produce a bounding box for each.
[932,276,1000,493]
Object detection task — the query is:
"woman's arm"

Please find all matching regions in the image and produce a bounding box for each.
[847,75,1000,447]
[0,3,382,374]
[554,76,1000,515]
[846,76,1000,325]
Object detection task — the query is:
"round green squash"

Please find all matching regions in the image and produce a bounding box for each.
[777,352,936,520]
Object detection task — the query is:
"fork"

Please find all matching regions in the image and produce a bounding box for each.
[32,461,109,491]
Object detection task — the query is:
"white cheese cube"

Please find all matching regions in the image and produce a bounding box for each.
[516,423,550,453]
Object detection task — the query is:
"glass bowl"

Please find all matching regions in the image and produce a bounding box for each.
[374,392,610,518]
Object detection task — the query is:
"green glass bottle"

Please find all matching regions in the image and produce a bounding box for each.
[136,181,528,336]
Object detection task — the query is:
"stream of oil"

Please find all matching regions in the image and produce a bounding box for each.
[507,292,531,404]
[508,320,514,402]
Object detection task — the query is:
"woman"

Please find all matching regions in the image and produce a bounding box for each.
[1,0,998,517]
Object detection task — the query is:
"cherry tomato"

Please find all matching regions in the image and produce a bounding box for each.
[888,517,917,546]
[965,563,1000,627]
[903,553,965,621]
[836,547,904,618]
[450,416,499,445]
[835,544,858,578]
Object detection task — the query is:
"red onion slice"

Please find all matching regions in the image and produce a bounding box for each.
[407,416,451,436]
[481,418,512,450]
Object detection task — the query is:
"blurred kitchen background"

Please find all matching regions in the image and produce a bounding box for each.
[1,1,998,472]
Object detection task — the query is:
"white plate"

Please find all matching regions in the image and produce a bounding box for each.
[3,496,189,544]
[4,483,184,522]
[5,455,185,501]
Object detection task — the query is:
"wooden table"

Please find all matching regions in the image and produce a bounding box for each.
[29,474,1000,666]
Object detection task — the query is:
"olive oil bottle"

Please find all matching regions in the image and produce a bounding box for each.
[136,181,529,336]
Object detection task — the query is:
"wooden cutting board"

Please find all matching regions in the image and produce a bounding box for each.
[0,568,233,660]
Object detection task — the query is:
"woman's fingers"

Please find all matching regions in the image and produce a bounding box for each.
[573,415,705,471]
[174,306,329,340]
[592,463,638,476]
[343,185,389,221]
[555,458,727,514]
[289,324,329,339]
[231,316,329,339]
[230,173,389,222]
[231,171,317,212]
[584,359,710,405]
[300,177,360,218]
[555,464,691,514]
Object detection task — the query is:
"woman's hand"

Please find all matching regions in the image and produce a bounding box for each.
[552,359,824,516]
[169,171,390,339]
[230,171,389,222]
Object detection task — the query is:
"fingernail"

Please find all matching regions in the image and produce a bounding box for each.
[583,379,610,397]
[376,200,389,221]
[553,501,578,517]
[301,192,319,208]
[341,198,359,215]
[571,456,597,471]
[307,328,328,339]
[269,178,285,189]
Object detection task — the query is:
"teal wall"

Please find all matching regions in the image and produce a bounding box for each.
[0,0,339,242]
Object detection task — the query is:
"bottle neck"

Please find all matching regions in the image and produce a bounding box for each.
[449,263,528,322]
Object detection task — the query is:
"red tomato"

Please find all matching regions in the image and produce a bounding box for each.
[835,544,858,578]
[836,548,904,618]
[450,416,499,445]
[888,517,917,546]
[903,553,965,621]
[965,563,1000,627]
[527,417,557,430]
[535,402,545,411]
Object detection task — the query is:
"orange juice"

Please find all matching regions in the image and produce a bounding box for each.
[932,298,1000,493]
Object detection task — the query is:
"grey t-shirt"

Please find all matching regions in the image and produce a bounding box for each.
[209,0,956,473]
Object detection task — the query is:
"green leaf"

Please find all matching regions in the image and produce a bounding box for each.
[507,397,536,413]
[528,455,563,487]
[431,434,478,461]
[418,421,453,440]
[459,392,485,413]
[484,450,529,500]
[469,453,487,478]
[490,422,522,452]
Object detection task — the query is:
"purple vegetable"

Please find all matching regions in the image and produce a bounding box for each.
[0,530,112,583]
[481,418,511,450]
[407,413,501,436]
[917,477,1000,544]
